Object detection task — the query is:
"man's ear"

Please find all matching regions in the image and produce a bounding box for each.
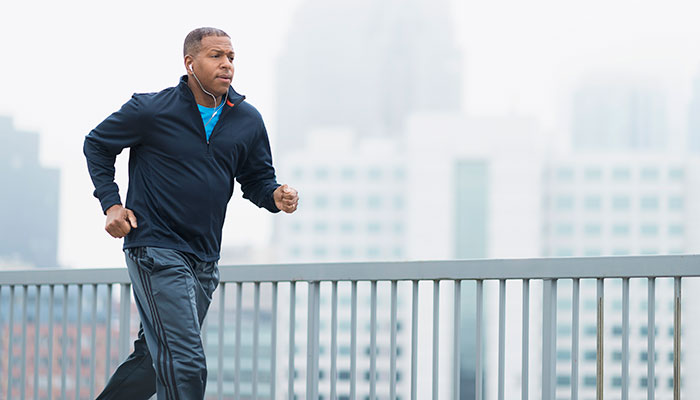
[184,55,194,74]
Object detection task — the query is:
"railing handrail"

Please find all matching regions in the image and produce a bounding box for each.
[1,254,699,285]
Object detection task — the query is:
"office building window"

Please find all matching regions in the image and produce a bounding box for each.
[641,224,659,236]
[612,196,631,210]
[668,196,684,210]
[640,196,659,211]
[584,196,602,210]
[584,168,602,181]
[640,167,659,181]
[555,195,574,210]
[668,168,684,181]
[612,224,630,236]
[612,168,631,181]
[556,167,574,182]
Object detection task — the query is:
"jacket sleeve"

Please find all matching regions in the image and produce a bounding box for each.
[83,95,146,214]
[237,119,281,213]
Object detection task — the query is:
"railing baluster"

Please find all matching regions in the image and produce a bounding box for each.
[351,280,357,400]
[596,279,604,400]
[498,279,505,400]
[61,285,68,400]
[48,285,55,400]
[572,279,579,400]
[21,285,27,400]
[75,284,83,400]
[433,280,440,400]
[118,284,130,360]
[391,280,398,400]
[235,282,242,400]
[253,282,260,400]
[648,277,655,400]
[34,285,41,400]
[411,280,418,400]
[370,280,377,400]
[331,281,338,400]
[542,279,557,400]
[453,280,461,400]
[217,283,225,400]
[522,279,530,400]
[673,277,681,400]
[105,284,112,384]
[306,281,320,400]
[476,280,483,400]
[7,285,15,400]
[90,284,97,399]
[271,282,278,400]
[622,278,629,400]
[288,282,296,400]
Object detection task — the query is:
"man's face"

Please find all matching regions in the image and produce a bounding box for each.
[190,36,235,97]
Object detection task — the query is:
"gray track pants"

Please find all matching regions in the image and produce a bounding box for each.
[96,247,219,400]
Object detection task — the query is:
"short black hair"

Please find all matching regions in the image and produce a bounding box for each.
[183,27,230,57]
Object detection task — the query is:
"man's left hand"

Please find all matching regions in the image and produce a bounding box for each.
[274,184,299,213]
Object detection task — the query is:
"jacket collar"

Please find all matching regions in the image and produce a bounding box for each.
[178,75,246,108]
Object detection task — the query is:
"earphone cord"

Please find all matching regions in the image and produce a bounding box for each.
[191,67,229,127]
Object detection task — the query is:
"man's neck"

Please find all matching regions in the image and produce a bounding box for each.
[187,79,222,108]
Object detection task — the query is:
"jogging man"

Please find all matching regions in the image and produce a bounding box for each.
[84,27,298,399]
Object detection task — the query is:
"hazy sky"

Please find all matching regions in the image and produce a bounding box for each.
[1,0,700,267]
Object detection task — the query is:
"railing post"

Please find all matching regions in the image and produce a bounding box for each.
[673,277,681,400]
[542,279,557,400]
[596,279,604,400]
[306,281,320,400]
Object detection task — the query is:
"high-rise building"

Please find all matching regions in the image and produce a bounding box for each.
[541,154,700,399]
[571,79,667,151]
[688,73,700,152]
[0,116,59,267]
[275,0,462,151]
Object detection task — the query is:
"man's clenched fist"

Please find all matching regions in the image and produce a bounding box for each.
[105,204,138,238]
[273,184,299,213]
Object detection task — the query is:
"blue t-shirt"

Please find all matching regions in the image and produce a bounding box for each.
[197,103,223,141]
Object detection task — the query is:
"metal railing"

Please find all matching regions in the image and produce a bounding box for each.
[0,254,698,399]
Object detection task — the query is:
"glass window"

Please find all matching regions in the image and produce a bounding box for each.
[612,248,630,256]
[641,224,659,236]
[556,223,574,236]
[584,248,602,256]
[292,167,304,180]
[555,195,574,210]
[612,196,630,210]
[315,195,329,208]
[313,222,328,233]
[368,167,382,180]
[612,224,630,236]
[557,376,571,386]
[668,168,684,181]
[554,248,573,257]
[340,195,355,209]
[640,196,659,211]
[367,222,381,233]
[584,196,602,210]
[556,167,574,181]
[393,222,404,234]
[612,168,631,181]
[641,248,658,255]
[340,222,355,233]
[315,167,329,180]
[367,195,382,209]
[584,168,602,181]
[394,168,405,180]
[313,247,327,257]
[640,167,659,181]
[340,247,354,258]
[290,222,302,233]
[584,376,596,386]
[393,196,405,209]
[668,196,684,210]
[584,351,597,361]
[341,168,355,180]
[367,247,381,258]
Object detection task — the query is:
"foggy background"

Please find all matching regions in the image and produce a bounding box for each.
[2,0,700,398]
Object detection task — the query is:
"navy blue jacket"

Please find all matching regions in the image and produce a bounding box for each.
[84,76,280,262]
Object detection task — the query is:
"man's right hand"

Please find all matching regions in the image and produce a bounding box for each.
[105,204,138,238]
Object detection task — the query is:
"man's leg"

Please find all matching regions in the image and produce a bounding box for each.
[96,324,156,399]
[128,247,213,400]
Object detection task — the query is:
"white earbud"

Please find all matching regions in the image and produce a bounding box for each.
[189,64,193,72]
